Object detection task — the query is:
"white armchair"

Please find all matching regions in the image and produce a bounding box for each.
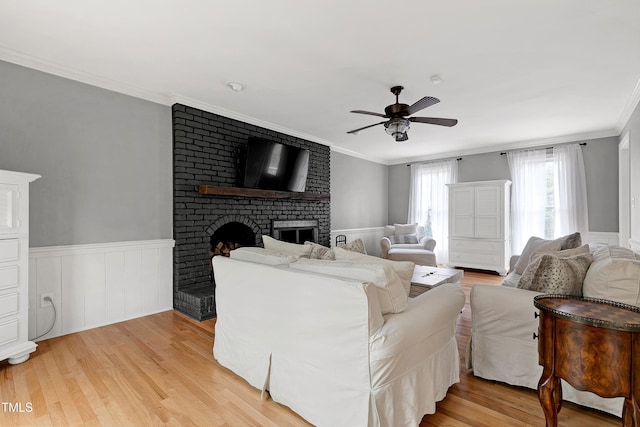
[380,224,437,266]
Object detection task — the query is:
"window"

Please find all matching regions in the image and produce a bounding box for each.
[508,144,588,253]
[408,159,458,264]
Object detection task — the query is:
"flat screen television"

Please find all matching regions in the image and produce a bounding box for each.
[243,138,310,192]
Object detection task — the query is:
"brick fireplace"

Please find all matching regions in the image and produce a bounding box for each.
[172,104,331,320]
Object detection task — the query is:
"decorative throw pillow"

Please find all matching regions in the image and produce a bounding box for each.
[341,238,367,254]
[560,232,582,250]
[517,252,593,295]
[514,233,582,275]
[583,245,640,305]
[514,237,563,275]
[229,247,299,265]
[394,223,418,235]
[333,247,415,296]
[388,233,419,245]
[530,244,590,261]
[304,241,335,260]
[262,235,313,257]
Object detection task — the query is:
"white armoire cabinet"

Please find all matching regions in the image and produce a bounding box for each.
[0,169,40,364]
[447,180,511,275]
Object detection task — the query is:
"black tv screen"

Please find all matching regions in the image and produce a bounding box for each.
[243,138,310,192]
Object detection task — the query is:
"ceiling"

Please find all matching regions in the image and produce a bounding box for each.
[2,1,640,164]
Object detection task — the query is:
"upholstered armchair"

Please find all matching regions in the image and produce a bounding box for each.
[380,224,437,266]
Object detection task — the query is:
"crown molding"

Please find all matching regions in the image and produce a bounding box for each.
[389,128,620,165]
[616,76,640,132]
[0,46,173,105]
[169,94,338,149]
[329,145,388,165]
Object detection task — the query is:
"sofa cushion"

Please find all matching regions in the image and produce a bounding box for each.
[514,233,582,275]
[334,247,415,296]
[290,258,408,314]
[304,241,336,260]
[516,252,593,295]
[262,235,313,257]
[230,247,299,266]
[388,234,419,245]
[582,245,640,305]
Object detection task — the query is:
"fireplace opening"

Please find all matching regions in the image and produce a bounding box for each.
[210,221,256,257]
[272,219,319,244]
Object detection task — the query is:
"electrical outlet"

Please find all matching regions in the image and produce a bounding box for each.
[40,293,53,308]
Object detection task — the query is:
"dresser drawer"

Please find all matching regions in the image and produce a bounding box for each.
[0,292,18,319]
[0,319,18,346]
[0,239,19,263]
[449,238,504,254]
[0,266,18,290]
[450,250,504,266]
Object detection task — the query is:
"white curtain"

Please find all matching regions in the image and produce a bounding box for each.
[508,144,589,254]
[408,160,458,265]
[507,149,548,254]
[553,144,589,239]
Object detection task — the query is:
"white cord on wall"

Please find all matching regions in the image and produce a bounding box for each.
[31,296,57,341]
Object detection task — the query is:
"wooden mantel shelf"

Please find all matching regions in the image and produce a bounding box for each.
[198,185,330,201]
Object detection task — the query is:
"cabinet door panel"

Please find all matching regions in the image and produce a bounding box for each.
[451,187,475,237]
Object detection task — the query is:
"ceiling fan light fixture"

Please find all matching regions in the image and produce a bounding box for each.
[385,118,410,140]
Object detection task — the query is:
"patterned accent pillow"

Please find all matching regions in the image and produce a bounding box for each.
[517,252,593,295]
[340,238,367,254]
[304,241,335,260]
[388,233,419,245]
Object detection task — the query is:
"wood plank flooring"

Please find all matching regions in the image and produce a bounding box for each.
[0,270,621,426]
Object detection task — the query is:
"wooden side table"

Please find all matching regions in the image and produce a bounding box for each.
[534,295,640,427]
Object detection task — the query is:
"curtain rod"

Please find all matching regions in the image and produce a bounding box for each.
[499,142,587,156]
[406,157,461,167]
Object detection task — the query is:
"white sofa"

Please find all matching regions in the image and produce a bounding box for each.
[212,248,465,427]
[380,224,437,266]
[468,242,640,417]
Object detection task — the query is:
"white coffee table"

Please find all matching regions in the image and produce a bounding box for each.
[409,265,464,298]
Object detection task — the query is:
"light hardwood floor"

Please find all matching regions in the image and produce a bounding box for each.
[0,270,621,426]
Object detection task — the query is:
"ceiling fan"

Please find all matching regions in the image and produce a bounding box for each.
[347,86,458,142]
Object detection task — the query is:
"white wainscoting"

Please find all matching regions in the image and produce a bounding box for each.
[586,232,619,246]
[28,239,174,341]
[329,229,620,259]
[330,227,385,257]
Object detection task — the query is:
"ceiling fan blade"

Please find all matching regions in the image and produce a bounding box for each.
[409,117,458,127]
[350,110,388,118]
[347,121,386,134]
[406,96,440,115]
[395,132,409,142]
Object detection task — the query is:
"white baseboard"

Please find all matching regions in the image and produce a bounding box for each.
[28,239,175,341]
[330,227,385,257]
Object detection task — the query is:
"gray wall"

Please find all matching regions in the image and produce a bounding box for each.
[0,61,173,247]
[330,151,388,229]
[388,136,620,232]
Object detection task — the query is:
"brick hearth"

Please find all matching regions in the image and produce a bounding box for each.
[172,104,331,320]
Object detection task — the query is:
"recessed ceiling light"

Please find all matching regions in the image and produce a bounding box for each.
[430,74,442,85]
[225,81,245,92]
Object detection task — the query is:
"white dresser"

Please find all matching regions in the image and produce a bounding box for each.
[447,180,511,275]
[0,169,40,364]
